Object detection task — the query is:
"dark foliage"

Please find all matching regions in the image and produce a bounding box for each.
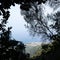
[0,0,60,60]
[0,21,30,60]
[0,0,31,59]
[31,35,60,60]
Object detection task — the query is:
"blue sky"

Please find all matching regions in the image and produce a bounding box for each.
[6,2,59,43]
[6,4,41,43]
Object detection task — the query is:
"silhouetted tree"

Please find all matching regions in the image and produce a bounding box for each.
[0,21,30,60]
[20,0,60,40]
[20,0,60,60]
[0,27,30,60]
[0,2,30,59]
[20,0,55,39]
[0,0,60,60]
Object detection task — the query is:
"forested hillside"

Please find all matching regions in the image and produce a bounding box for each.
[25,42,42,57]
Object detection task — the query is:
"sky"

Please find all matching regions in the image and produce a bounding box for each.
[6,4,41,43]
[6,1,60,44]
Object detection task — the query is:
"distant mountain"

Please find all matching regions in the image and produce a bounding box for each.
[25,42,42,57]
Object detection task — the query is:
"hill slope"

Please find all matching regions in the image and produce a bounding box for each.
[25,42,42,57]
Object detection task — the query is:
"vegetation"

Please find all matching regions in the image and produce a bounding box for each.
[0,17,30,60]
[26,44,42,57]
[0,0,60,60]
